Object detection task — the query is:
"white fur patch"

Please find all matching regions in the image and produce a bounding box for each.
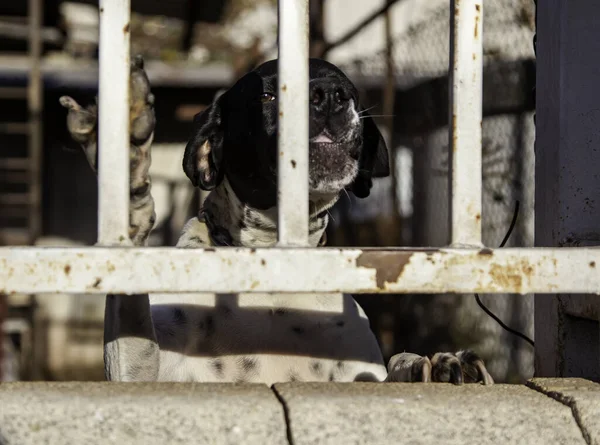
[149,290,387,384]
[349,99,360,126]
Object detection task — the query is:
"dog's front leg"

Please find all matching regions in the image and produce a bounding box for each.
[61,56,160,381]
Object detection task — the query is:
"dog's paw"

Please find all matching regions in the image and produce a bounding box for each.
[60,55,155,145]
[431,350,494,385]
[455,349,494,385]
[129,55,155,145]
[386,350,493,385]
[60,95,97,143]
[386,352,432,383]
[60,55,155,172]
[60,95,98,169]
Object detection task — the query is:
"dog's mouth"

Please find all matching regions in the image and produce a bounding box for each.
[311,132,335,144]
[307,130,360,194]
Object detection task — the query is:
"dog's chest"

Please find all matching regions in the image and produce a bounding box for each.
[164,214,386,383]
[148,291,386,383]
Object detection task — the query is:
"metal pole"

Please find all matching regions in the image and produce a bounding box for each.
[448,0,483,246]
[97,0,131,245]
[27,0,43,243]
[277,0,310,247]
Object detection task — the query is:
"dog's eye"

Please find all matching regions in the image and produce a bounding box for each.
[260,93,276,103]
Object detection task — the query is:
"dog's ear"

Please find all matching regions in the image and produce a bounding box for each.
[350,111,390,198]
[183,96,226,190]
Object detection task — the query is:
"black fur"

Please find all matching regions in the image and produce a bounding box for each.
[183,58,389,209]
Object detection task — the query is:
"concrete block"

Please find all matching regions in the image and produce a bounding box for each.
[0,382,287,445]
[274,382,586,445]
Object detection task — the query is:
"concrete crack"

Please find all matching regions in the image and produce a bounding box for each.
[526,381,592,445]
[271,385,295,445]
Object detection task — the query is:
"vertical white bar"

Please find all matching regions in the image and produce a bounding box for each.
[448,0,483,246]
[98,0,131,245]
[277,0,310,247]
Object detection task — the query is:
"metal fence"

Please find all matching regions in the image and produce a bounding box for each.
[0,0,598,380]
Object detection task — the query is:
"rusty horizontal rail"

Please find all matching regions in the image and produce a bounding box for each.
[0,247,599,295]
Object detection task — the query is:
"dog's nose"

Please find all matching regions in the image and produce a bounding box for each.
[310,82,349,115]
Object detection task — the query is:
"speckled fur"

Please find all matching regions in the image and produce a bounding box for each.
[63,57,494,385]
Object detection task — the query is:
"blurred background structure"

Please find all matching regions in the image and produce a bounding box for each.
[0,0,536,383]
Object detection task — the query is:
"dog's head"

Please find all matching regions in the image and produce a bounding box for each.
[183,58,389,209]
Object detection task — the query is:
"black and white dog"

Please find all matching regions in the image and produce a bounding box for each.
[61,56,493,385]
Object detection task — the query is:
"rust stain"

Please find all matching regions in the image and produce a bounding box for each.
[475,4,480,11]
[475,213,481,221]
[123,23,130,34]
[489,264,522,292]
[92,278,102,288]
[474,12,480,39]
[107,261,116,272]
[478,248,493,256]
[291,160,297,168]
[356,252,413,289]
[472,53,476,60]
[488,259,535,293]
[261,259,266,266]
[279,111,283,117]
[590,261,596,268]
[282,84,287,92]
[64,265,71,276]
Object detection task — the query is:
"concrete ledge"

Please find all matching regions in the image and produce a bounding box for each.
[0,381,596,445]
[274,382,586,445]
[528,378,600,445]
[0,382,287,445]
